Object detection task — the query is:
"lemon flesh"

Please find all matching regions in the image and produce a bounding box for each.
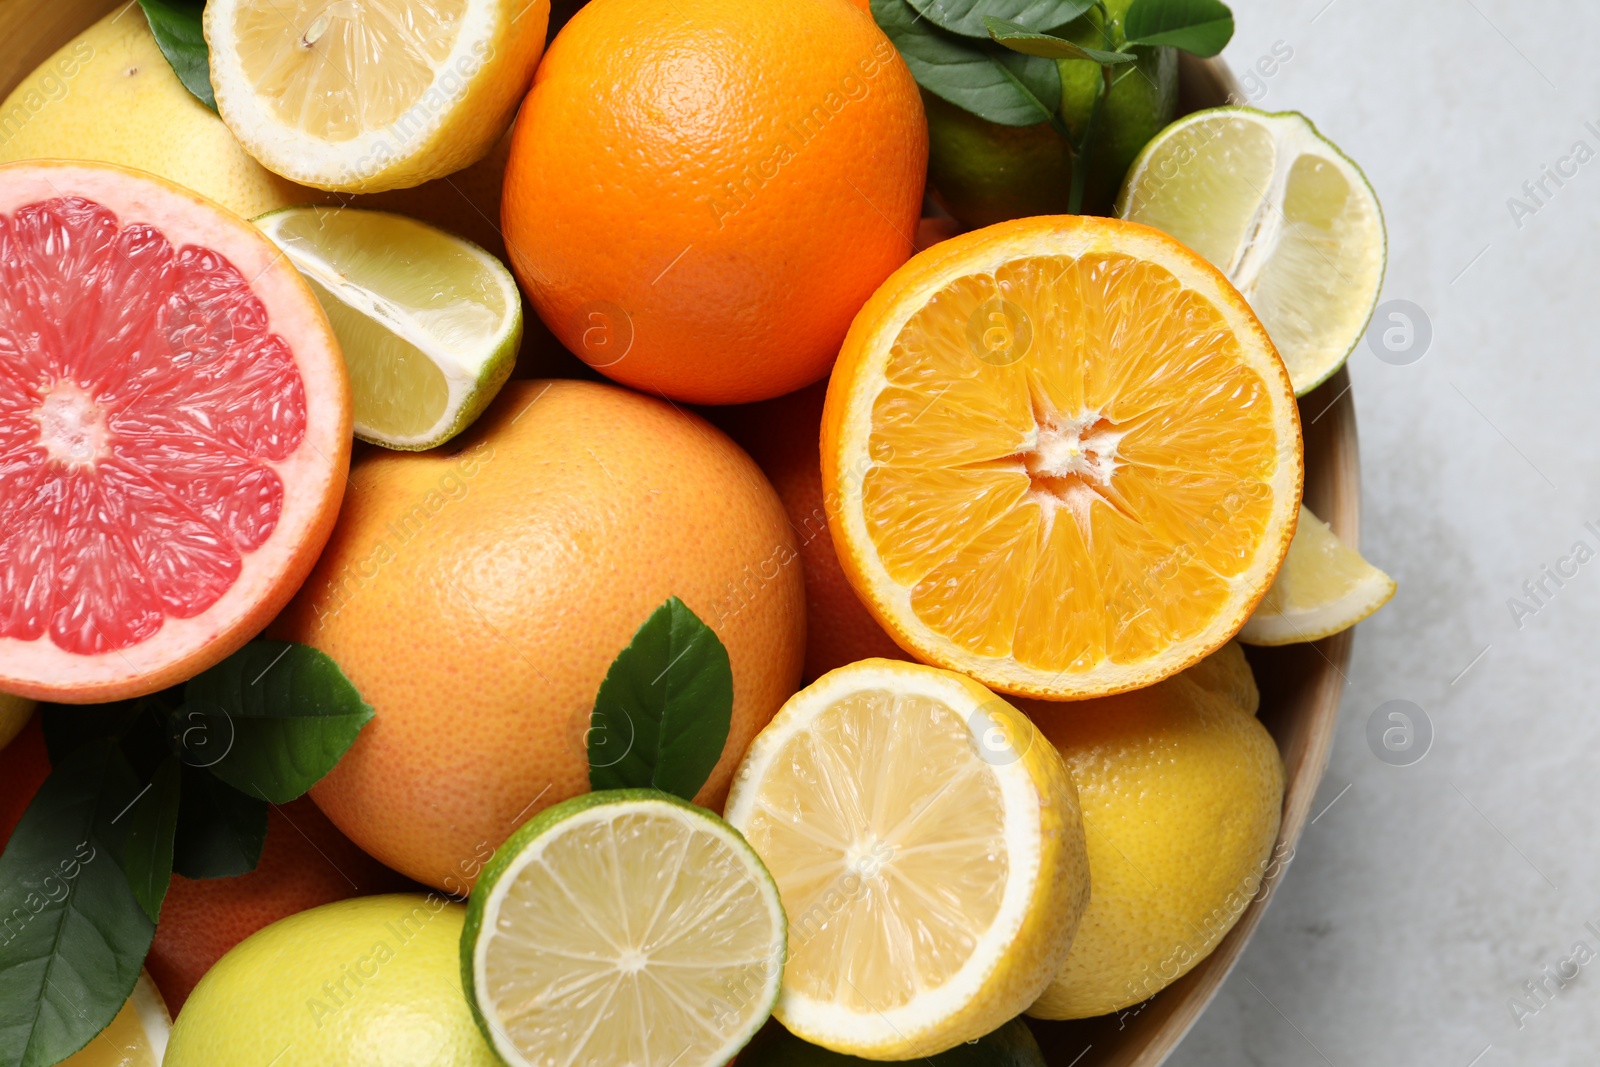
[58,973,169,1067]
[464,791,787,1067]
[1118,107,1386,395]
[1239,504,1395,645]
[724,660,1089,1059]
[204,0,548,191]
[256,206,520,450]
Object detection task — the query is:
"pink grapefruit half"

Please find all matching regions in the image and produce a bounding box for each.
[0,161,350,703]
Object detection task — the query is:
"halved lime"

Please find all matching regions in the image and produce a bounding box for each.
[1117,107,1386,395]
[256,206,521,450]
[462,790,787,1067]
[1239,505,1395,645]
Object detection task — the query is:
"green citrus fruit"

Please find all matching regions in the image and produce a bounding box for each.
[739,1017,1046,1067]
[165,895,498,1067]
[925,0,1177,224]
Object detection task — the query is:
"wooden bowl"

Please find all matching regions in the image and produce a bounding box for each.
[1024,54,1362,1067]
[0,10,1360,1066]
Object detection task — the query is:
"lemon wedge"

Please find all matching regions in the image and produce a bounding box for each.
[1239,504,1395,645]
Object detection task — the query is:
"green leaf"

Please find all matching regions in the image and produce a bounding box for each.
[137,0,216,110]
[181,641,374,804]
[122,757,181,923]
[873,0,1062,127]
[1122,0,1234,56]
[588,597,734,801]
[172,764,267,880]
[904,0,1098,38]
[0,741,154,1067]
[984,16,1136,62]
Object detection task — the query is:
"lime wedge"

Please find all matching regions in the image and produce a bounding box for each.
[463,790,787,1067]
[256,206,521,450]
[1239,505,1396,645]
[1117,107,1386,395]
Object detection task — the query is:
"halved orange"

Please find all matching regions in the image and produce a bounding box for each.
[821,216,1302,700]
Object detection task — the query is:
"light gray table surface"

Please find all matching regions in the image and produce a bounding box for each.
[1170,2,1600,1065]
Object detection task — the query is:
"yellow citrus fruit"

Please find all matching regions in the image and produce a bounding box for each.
[1239,504,1396,645]
[724,659,1089,1059]
[0,5,306,218]
[276,380,805,892]
[55,972,169,1067]
[165,895,497,1066]
[204,0,549,192]
[0,7,518,256]
[821,215,1303,700]
[1018,648,1284,1019]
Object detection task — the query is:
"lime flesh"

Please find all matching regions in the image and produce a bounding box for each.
[256,206,521,450]
[1118,107,1387,394]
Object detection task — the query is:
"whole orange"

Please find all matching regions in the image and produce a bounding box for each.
[708,382,909,681]
[146,797,410,1011]
[277,380,806,891]
[501,0,927,404]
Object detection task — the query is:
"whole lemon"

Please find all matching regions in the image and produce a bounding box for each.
[1019,644,1284,1019]
[165,895,496,1067]
[277,380,806,893]
[502,0,928,404]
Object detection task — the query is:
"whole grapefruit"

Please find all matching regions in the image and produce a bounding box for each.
[708,382,908,681]
[278,380,806,891]
[0,161,348,703]
[501,0,927,404]
[146,796,413,1012]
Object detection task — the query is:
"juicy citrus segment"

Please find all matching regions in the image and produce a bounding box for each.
[0,162,348,703]
[466,792,786,1067]
[205,0,549,192]
[1118,108,1386,395]
[1239,504,1395,645]
[826,217,1302,699]
[724,660,1089,1059]
[256,207,520,449]
[63,972,169,1067]
[233,0,467,142]
[0,199,303,655]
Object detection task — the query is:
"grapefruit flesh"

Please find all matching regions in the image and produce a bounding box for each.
[0,162,349,702]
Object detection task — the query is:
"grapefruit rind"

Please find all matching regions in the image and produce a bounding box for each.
[0,161,349,703]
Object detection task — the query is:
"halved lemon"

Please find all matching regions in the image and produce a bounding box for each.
[822,216,1303,701]
[205,0,549,192]
[256,206,521,450]
[723,659,1089,1059]
[463,790,787,1067]
[1238,504,1395,645]
[1117,107,1387,395]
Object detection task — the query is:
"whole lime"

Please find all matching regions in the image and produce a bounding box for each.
[165,895,499,1067]
[925,0,1177,224]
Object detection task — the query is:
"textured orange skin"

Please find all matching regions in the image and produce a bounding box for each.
[278,380,806,892]
[707,382,907,682]
[146,797,412,1012]
[501,0,928,405]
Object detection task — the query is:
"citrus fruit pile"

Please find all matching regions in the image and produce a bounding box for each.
[0,0,1396,1064]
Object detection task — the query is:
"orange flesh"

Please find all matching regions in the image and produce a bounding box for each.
[863,253,1279,671]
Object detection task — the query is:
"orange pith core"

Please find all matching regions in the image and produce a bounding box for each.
[861,252,1280,673]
